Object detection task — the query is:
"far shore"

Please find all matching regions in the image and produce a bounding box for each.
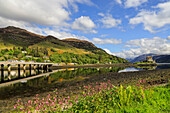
[51,63,136,69]
[0,63,159,70]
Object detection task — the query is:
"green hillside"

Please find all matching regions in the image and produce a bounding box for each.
[0,26,128,64]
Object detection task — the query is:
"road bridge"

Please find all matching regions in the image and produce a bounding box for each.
[0,62,54,83]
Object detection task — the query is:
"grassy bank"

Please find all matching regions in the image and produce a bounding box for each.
[14,81,169,113]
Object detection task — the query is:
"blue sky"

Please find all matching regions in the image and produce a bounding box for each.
[0,0,170,58]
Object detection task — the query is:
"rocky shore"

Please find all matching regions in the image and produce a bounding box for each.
[0,67,169,112]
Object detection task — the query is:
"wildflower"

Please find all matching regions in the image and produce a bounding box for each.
[47,94,50,98]
[142,95,144,98]
[51,102,55,106]
[14,106,16,109]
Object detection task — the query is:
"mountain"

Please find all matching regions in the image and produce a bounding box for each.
[153,55,170,63]
[0,26,128,63]
[130,54,170,63]
[130,54,156,63]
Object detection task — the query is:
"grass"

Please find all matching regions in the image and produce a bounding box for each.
[31,41,93,55]
[13,80,170,113]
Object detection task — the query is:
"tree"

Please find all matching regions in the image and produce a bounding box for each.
[51,48,56,52]
[4,56,7,61]
[36,58,43,62]
[13,47,16,50]
[13,50,21,57]
[99,55,103,63]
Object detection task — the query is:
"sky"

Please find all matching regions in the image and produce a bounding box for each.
[0,0,170,59]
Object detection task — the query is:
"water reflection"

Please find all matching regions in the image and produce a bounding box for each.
[118,67,142,73]
[0,67,124,99]
[0,64,170,99]
[118,64,170,73]
[0,69,50,83]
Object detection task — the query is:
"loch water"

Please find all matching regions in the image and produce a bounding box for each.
[0,64,170,99]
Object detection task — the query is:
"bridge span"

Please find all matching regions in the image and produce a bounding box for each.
[0,62,54,83]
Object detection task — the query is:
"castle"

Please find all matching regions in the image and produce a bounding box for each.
[144,56,156,63]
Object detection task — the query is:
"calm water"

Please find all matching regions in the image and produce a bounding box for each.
[0,64,169,99]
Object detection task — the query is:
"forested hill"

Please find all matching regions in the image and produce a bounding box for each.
[0,26,128,64]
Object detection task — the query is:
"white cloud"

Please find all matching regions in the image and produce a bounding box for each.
[0,0,94,27]
[22,26,91,42]
[68,0,95,12]
[0,16,28,28]
[125,0,148,8]
[104,49,112,55]
[99,14,121,28]
[72,16,97,33]
[0,0,96,42]
[92,38,122,45]
[129,1,170,33]
[167,36,170,40]
[98,13,104,17]
[100,34,109,37]
[0,0,69,26]
[115,0,122,5]
[113,37,170,58]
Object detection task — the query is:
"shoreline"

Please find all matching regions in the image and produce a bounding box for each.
[0,63,159,70]
[51,63,136,69]
[0,68,169,112]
